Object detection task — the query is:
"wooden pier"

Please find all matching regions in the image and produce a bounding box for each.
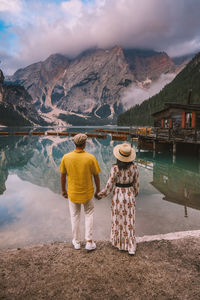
[111,134,127,141]
[94,129,130,135]
[32,132,45,136]
[85,133,107,139]
[0,132,9,136]
[14,132,29,135]
[47,132,58,136]
[58,132,69,136]
[130,127,200,155]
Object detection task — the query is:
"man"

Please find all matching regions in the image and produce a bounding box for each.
[60,133,100,251]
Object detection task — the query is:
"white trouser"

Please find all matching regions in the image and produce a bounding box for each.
[68,199,94,243]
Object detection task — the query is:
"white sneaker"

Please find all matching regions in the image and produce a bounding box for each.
[85,241,96,251]
[128,250,135,255]
[72,239,81,250]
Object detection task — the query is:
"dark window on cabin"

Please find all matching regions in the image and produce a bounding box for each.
[164,119,169,128]
[172,114,182,128]
[196,113,200,129]
[154,120,161,127]
[185,112,192,128]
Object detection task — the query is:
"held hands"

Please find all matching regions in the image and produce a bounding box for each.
[62,190,68,199]
[94,191,102,200]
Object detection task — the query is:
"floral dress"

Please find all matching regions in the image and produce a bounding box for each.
[98,163,139,254]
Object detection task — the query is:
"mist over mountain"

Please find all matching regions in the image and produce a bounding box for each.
[117,51,200,126]
[3,46,182,126]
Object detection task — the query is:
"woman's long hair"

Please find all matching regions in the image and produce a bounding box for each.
[116,159,133,170]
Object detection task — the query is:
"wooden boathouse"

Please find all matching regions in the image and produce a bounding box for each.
[134,101,200,155]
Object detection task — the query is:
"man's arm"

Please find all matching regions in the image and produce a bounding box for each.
[93,173,100,199]
[61,173,68,198]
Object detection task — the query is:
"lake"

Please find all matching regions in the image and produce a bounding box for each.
[0,126,200,249]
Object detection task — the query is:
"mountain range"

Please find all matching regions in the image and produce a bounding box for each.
[1,46,191,126]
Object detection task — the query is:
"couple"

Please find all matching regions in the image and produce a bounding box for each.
[60,133,139,255]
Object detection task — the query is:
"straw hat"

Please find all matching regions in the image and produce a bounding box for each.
[113,143,136,162]
[73,133,87,146]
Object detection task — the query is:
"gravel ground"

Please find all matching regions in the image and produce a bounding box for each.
[0,237,200,300]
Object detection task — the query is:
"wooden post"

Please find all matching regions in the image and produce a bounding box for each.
[131,139,133,147]
[138,140,141,153]
[172,142,176,163]
[153,140,156,158]
[168,128,171,140]
[184,206,188,218]
[153,140,156,151]
[183,187,189,217]
[198,145,200,160]
[198,146,200,172]
[173,142,176,154]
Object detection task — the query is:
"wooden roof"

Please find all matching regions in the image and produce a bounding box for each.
[152,102,200,117]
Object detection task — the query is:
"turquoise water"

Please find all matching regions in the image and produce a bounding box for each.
[0,127,200,249]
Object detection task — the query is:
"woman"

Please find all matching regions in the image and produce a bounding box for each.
[98,143,139,255]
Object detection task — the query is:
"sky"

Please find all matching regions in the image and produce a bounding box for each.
[0,0,200,75]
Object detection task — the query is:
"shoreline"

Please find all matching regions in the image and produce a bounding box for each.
[1,229,200,252]
[0,234,200,299]
[136,229,200,242]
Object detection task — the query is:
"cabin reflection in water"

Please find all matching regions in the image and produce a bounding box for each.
[137,152,200,216]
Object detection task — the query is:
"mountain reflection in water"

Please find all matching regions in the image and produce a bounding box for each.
[0,135,114,196]
[0,132,200,249]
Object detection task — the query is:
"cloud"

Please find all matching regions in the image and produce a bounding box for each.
[1,0,200,74]
[0,0,23,14]
[61,0,83,16]
[121,73,176,109]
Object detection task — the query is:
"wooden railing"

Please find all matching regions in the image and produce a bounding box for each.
[130,127,200,142]
[154,128,200,142]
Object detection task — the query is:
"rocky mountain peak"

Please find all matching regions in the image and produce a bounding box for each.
[112,45,124,55]
[123,49,175,81]
[42,53,69,76]
[6,47,182,125]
